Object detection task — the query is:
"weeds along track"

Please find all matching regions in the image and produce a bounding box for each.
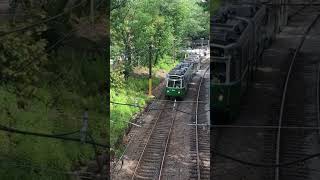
[189,65,210,180]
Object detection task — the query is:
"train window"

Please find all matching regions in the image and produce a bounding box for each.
[211,47,224,57]
[168,80,175,87]
[211,62,226,83]
[262,15,268,25]
[230,61,236,82]
[167,80,182,88]
[175,80,181,88]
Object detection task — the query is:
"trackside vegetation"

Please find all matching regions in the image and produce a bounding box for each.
[0,1,107,179]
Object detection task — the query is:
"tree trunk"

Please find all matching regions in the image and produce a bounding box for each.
[123,33,132,80]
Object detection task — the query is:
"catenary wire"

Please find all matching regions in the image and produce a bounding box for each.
[212,148,320,168]
[0,124,108,148]
[0,1,86,37]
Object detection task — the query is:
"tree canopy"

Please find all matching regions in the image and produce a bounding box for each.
[111,0,209,80]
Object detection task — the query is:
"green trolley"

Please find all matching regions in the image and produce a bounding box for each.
[165,61,196,99]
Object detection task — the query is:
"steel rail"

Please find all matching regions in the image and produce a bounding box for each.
[209,125,320,130]
[158,103,178,180]
[275,14,320,180]
[318,63,320,136]
[195,65,210,180]
[112,91,171,175]
[130,101,173,180]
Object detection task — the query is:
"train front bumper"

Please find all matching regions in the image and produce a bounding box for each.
[165,88,185,97]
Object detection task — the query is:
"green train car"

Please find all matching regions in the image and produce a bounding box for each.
[211,3,275,121]
[211,20,253,120]
[165,60,197,99]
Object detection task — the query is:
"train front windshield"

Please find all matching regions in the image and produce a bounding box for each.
[167,79,182,88]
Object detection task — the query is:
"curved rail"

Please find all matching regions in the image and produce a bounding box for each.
[275,14,320,180]
[195,65,210,180]
[318,63,320,136]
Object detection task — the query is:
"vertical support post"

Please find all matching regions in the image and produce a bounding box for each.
[284,0,288,26]
[148,44,153,97]
[173,39,176,62]
[81,108,89,143]
[91,0,94,24]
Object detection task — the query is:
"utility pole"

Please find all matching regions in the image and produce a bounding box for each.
[148,44,153,97]
[201,37,204,56]
[81,108,89,143]
[90,0,94,24]
[173,38,176,63]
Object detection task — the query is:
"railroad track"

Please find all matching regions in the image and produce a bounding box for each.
[130,100,177,180]
[111,97,168,178]
[128,62,210,180]
[112,59,210,180]
[189,65,210,180]
[275,10,320,180]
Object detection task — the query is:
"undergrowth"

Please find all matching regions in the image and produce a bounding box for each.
[0,51,107,180]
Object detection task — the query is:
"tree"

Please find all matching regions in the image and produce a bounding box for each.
[111,0,209,77]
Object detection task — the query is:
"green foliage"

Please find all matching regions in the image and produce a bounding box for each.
[211,0,221,13]
[0,86,103,180]
[110,76,160,151]
[111,0,208,70]
[110,0,208,156]
[0,23,48,99]
[111,64,125,89]
[0,1,107,179]
[154,55,178,72]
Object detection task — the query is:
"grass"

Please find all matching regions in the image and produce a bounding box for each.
[110,76,160,155]
[0,83,106,180]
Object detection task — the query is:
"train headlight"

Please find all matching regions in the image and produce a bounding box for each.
[167,90,170,93]
[178,91,180,94]
[218,94,224,101]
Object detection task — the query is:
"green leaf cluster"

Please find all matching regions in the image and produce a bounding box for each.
[111,0,209,71]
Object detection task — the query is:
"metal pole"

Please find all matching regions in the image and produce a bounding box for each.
[81,109,88,143]
[148,44,153,97]
[91,0,94,24]
[173,39,176,62]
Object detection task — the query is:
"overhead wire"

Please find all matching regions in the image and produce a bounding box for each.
[0,156,98,179]
[0,1,86,37]
[111,101,208,114]
[212,148,320,168]
[0,124,108,148]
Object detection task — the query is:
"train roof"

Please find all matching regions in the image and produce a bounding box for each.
[211,6,249,46]
[217,2,265,21]
[168,61,193,77]
[227,5,259,18]
[211,25,244,45]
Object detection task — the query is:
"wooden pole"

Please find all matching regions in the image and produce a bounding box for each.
[91,0,94,24]
[148,44,153,97]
